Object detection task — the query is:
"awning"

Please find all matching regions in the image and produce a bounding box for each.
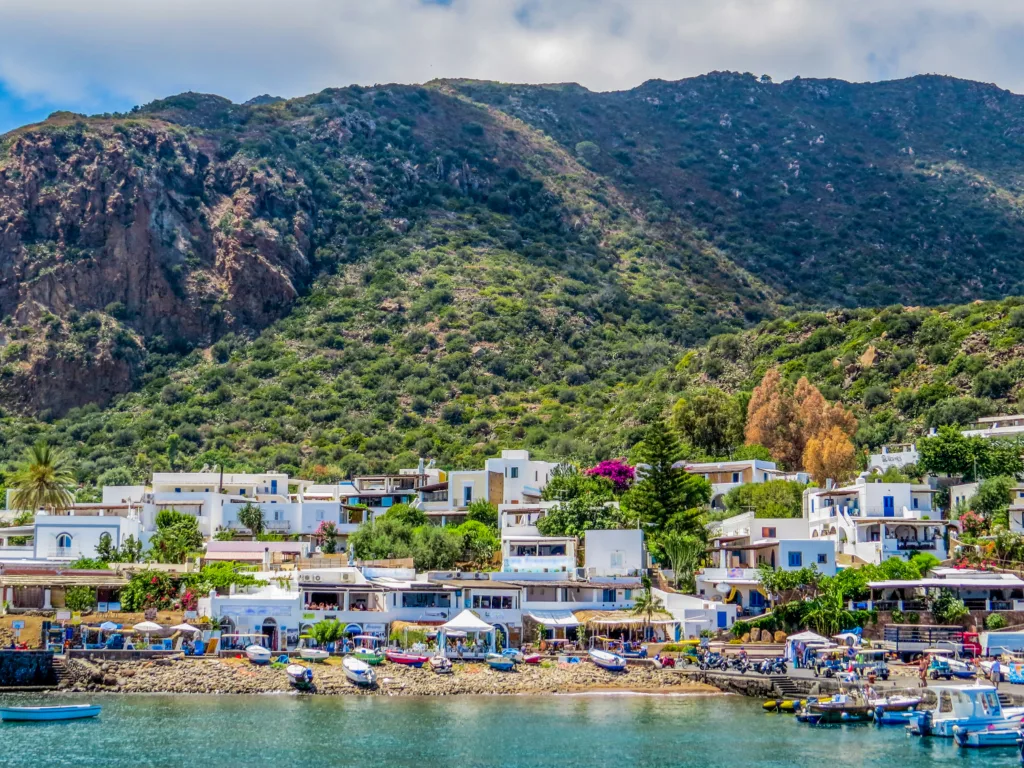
[523,610,579,627]
[0,574,128,588]
[441,610,495,633]
[574,610,677,626]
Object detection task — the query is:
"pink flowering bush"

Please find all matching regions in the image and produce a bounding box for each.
[960,510,988,538]
[584,459,635,493]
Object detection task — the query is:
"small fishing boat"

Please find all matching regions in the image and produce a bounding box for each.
[486,653,516,671]
[954,725,1022,748]
[299,648,330,662]
[907,685,1024,738]
[588,648,627,672]
[430,655,453,674]
[286,664,314,691]
[523,653,542,665]
[501,648,524,664]
[871,695,921,712]
[384,648,430,668]
[797,697,874,725]
[245,644,272,665]
[0,704,101,722]
[352,636,385,665]
[875,709,918,726]
[343,656,377,687]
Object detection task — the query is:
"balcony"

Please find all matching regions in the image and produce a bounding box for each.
[502,556,573,574]
[47,547,81,559]
[699,567,759,582]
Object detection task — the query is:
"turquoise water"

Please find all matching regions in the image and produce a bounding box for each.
[0,692,1019,767]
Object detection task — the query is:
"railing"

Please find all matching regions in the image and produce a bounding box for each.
[963,599,988,610]
[873,600,899,611]
[992,600,1013,611]
[47,547,81,558]
[894,540,937,551]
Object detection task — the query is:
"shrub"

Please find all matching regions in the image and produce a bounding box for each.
[986,613,1009,630]
[64,586,97,612]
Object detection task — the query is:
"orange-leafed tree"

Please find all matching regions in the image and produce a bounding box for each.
[803,425,858,486]
[745,368,801,468]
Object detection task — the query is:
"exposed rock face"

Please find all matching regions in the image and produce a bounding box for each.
[0,120,314,414]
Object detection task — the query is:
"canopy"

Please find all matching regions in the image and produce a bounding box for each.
[524,610,579,627]
[574,609,677,626]
[787,631,829,643]
[441,610,496,634]
[134,621,163,633]
[170,623,201,634]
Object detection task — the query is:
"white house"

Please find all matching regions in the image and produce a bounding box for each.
[501,535,576,574]
[679,459,809,509]
[962,415,1024,440]
[804,476,948,565]
[0,505,145,563]
[583,529,647,578]
[867,443,921,473]
[654,588,738,638]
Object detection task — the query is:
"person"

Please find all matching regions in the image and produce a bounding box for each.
[991,657,1002,689]
[918,654,929,688]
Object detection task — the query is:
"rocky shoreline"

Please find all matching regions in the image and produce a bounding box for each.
[57,657,721,697]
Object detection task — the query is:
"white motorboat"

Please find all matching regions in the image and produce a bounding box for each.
[588,648,627,672]
[299,648,330,662]
[0,704,101,722]
[285,664,314,690]
[908,684,1024,737]
[430,655,453,674]
[870,695,921,712]
[954,726,1022,748]
[343,656,377,686]
[245,644,272,665]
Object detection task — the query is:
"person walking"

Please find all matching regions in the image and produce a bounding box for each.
[918,654,929,688]
[991,657,1002,690]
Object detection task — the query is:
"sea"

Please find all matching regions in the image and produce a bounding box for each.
[0,691,1017,767]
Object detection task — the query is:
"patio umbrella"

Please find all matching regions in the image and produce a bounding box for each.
[99,621,118,632]
[170,623,201,635]
[134,621,163,645]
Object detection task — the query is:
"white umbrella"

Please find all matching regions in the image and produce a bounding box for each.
[170,623,201,635]
[134,621,163,646]
[99,621,118,632]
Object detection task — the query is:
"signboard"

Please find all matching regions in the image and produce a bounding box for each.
[11,620,25,630]
[184,610,198,620]
[285,628,299,646]
[108,602,122,613]
[97,602,109,614]
[362,623,386,635]
[302,612,316,620]
[55,610,71,621]
[71,612,82,626]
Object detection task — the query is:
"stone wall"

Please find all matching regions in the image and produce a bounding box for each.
[0,650,55,686]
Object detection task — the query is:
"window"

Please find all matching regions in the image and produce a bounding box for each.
[732,472,740,483]
[610,551,624,568]
[174,488,181,493]
[788,551,803,568]
[56,533,73,549]
[480,596,492,608]
[535,471,538,482]
[401,593,451,608]
[502,596,513,609]
[601,589,617,602]
[912,497,919,509]
[510,467,519,479]
[316,509,324,521]
[817,553,828,565]
[463,486,473,506]
[763,473,768,482]
[381,496,393,507]
[761,527,776,538]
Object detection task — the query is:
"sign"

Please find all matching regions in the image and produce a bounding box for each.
[55,610,71,621]
[108,602,122,613]
[11,620,25,630]
[184,610,198,620]
[362,623,386,635]
[97,602,109,614]
[71,612,82,626]
[302,612,316,620]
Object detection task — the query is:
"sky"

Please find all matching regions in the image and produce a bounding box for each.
[2,0,1024,133]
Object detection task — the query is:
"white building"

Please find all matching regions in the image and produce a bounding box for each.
[867,443,921,473]
[0,505,144,563]
[804,476,948,565]
[583,529,647,578]
[501,535,576,574]
[962,414,1024,440]
[679,459,809,509]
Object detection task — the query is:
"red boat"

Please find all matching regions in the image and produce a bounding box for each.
[523,654,542,665]
[384,649,430,668]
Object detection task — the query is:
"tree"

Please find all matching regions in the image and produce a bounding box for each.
[803,426,857,486]
[64,585,97,612]
[630,574,665,639]
[971,476,1015,528]
[628,419,710,540]
[723,480,807,518]
[410,525,463,570]
[757,564,822,605]
[149,509,204,564]
[166,433,181,471]
[583,459,636,493]
[95,533,118,562]
[917,426,988,480]
[671,388,743,457]
[802,578,854,636]
[661,532,705,592]
[745,369,802,467]
[308,619,344,648]
[794,377,857,447]
[314,520,340,554]
[237,502,266,537]
[454,520,500,568]
[538,467,619,537]
[8,441,75,513]
[381,503,428,528]
[931,589,970,625]
[465,500,499,529]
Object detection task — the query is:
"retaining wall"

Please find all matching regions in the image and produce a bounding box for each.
[0,650,55,686]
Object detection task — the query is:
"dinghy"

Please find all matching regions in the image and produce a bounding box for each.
[430,655,453,674]
[286,664,314,691]
[384,648,430,668]
[954,726,1022,748]
[352,636,385,665]
[343,656,377,686]
[486,653,516,671]
[523,653,542,665]
[245,644,272,665]
[0,704,101,722]
[299,648,330,662]
[588,648,627,672]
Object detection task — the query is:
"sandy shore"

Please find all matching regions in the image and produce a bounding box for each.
[58,656,720,697]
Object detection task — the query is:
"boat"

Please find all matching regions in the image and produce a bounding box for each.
[523,653,542,665]
[245,644,272,665]
[501,649,524,664]
[430,655,453,674]
[0,704,101,722]
[384,648,430,668]
[907,684,1024,737]
[797,696,874,725]
[352,635,385,666]
[343,656,377,687]
[954,725,1022,748]
[588,648,627,672]
[874,709,918,726]
[871,695,921,712]
[286,664,314,691]
[762,699,804,713]
[299,648,330,662]
[621,644,648,659]
[486,653,516,671]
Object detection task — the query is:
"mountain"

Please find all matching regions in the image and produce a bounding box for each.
[1,72,1024,486]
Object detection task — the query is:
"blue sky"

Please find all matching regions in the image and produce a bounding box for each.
[2,0,1023,134]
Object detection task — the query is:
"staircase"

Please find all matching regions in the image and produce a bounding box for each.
[998,691,1014,708]
[51,657,72,686]
[770,675,801,698]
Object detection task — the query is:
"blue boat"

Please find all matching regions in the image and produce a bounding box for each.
[486,653,516,671]
[1,705,101,722]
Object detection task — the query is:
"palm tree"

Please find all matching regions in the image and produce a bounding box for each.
[8,441,75,513]
[631,574,665,642]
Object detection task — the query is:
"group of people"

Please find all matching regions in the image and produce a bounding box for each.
[302,601,369,611]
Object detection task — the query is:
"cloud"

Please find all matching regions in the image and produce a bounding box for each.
[1,0,1024,128]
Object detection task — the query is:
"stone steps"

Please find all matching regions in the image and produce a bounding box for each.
[769,674,802,697]
[51,657,73,684]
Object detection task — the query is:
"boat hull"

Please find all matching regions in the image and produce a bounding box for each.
[343,657,377,687]
[286,664,314,690]
[486,658,516,671]
[430,656,453,674]
[246,645,272,665]
[384,649,429,668]
[353,650,383,666]
[1,705,101,722]
[299,649,330,662]
[955,728,1022,748]
[589,649,627,672]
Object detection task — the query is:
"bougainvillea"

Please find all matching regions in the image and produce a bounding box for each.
[584,458,635,493]
[960,510,988,538]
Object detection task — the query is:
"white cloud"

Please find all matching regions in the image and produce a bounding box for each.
[1,0,1023,116]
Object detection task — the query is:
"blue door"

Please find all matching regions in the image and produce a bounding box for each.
[271,479,278,495]
[883,496,894,517]
[717,611,728,629]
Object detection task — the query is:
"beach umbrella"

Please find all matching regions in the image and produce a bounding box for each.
[170,623,201,635]
[134,621,163,645]
[99,621,118,632]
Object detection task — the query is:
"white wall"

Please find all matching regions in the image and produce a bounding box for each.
[777,539,836,575]
[584,529,645,576]
[33,514,142,560]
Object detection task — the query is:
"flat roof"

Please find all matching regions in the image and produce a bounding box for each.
[869,577,1024,589]
[486,579,639,589]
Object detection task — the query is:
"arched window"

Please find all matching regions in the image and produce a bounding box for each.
[56,533,73,549]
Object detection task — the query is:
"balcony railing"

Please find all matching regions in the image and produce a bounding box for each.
[894,540,938,551]
[47,547,81,558]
